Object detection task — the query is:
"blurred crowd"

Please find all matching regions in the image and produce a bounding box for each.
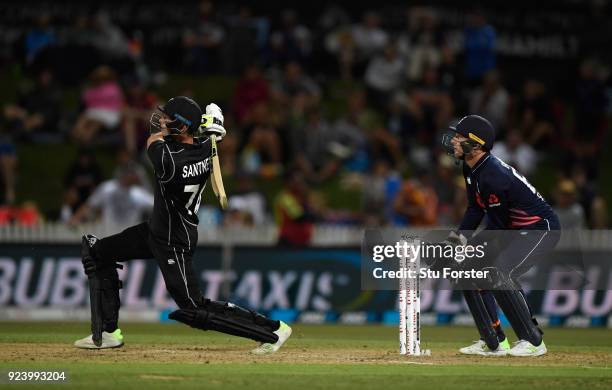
[0,1,610,244]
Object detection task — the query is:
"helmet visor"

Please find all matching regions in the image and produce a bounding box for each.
[149,110,188,135]
[441,130,457,156]
[150,112,163,134]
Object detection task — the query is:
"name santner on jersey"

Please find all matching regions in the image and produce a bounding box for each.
[183,160,210,178]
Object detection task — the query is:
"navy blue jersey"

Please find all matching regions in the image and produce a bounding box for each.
[459,154,559,231]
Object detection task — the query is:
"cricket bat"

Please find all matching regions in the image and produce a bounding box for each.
[209,134,228,209]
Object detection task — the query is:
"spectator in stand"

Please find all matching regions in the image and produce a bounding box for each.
[112,148,152,192]
[518,79,555,149]
[63,148,104,215]
[91,11,131,63]
[71,66,125,145]
[324,25,357,80]
[492,128,537,177]
[406,65,453,146]
[386,92,419,157]
[362,159,401,226]
[274,170,313,246]
[392,170,439,226]
[286,83,317,135]
[386,93,409,127]
[267,9,312,67]
[24,14,56,65]
[68,163,153,229]
[399,7,445,82]
[292,106,340,183]
[1,69,63,205]
[223,6,270,74]
[364,42,405,110]
[432,154,459,225]
[270,61,321,106]
[16,202,43,226]
[225,173,267,226]
[121,78,158,154]
[317,4,352,77]
[469,70,509,130]
[3,69,62,141]
[351,11,388,69]
[571,165,608,228]
[127,30,148,81]
[331,89,374,172]
[59,187,80,223]
[182,0,225,73]
[232,64,270,126]
[267,61,321,168]
[239,102,283,176]
[464,9,496,84]
[368,125,404,170]
[553,179,585,230]
[0,202,43,226]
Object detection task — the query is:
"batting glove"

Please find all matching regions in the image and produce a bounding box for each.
[200,103,226,141]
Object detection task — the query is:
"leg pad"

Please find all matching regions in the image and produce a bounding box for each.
[463,290,499,350]
[169,300,279,344]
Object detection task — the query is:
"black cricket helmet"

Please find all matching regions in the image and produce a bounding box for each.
[441,114,495,156]
[151,96,202,135]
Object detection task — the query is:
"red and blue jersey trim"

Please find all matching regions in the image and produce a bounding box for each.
[509,208,542,228]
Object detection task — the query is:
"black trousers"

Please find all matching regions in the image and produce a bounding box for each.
[95,222,204,310]
[467,227,561,284]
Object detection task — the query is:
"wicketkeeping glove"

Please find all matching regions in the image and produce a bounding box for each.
[200,103,226,141]
[444,231,468,247]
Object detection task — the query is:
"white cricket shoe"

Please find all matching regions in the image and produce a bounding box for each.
[508,340,547,357]
[459,338,510,356]
[251,321,292,355]
[74,329,124,349]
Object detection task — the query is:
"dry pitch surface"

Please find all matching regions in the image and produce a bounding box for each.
[0,322,610,389]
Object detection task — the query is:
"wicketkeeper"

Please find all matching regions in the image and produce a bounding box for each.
[440,115,561,357]
[75,96,292,354]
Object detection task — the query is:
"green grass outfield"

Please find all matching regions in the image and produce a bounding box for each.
[0,322,611,389]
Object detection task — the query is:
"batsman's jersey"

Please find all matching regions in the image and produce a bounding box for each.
[459,153,560,231]
[147,136,212,250]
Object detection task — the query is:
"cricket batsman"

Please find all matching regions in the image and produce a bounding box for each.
[74,96,292,354]
[441,115,561,356]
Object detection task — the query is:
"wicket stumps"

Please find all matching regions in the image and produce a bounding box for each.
[399,239,429,356]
